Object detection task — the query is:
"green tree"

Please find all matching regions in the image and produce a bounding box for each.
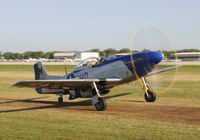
[99,51,105,57]
[33,51,44,58]
[179,49,200,52]
[23,51,55,59]
[4,52,14,59]
[13,53,23,59]
[118,48,130,53]
[162,50,173,59]
[23,51,44,59]
[103,48,117,57]
[3,52,23,60]
[89,48,100,52]
[23,51,31,59]
[44,52,54,59]
[142,49,151,52]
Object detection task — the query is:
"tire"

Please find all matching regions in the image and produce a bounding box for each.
[58,96,63,102]
[144,90,156,102]
[95,97,107,111]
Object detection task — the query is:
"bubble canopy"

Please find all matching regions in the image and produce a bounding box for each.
[74,57,100,72]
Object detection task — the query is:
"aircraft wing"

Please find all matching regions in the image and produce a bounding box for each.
[13,78,121,89]
[147,65,182,76]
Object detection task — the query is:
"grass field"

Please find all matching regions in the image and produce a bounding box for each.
[0,65,199,140]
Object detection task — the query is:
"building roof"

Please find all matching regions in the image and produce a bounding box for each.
[176,52,200,55]
[53,51,99,57]
[54,52,75,57]
[81,52,99,54]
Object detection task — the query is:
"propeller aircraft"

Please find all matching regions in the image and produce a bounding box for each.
[13,51,179,111]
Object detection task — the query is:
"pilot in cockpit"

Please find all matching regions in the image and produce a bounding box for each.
[99,58,105,65]
[86,61,91,66]
[91,58,106,67]
[83,61,91,66]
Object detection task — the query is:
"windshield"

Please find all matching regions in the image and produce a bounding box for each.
[74,57,100,71]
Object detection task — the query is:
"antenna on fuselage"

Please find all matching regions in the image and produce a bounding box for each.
[64,65,67,74]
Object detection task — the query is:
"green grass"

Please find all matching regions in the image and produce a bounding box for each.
[0,111,199,140]
[0,65,200,140]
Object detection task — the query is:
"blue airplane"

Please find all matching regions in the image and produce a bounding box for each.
[13,51,178,111]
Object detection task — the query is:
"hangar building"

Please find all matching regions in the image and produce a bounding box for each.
[170,52,200,61]
[54,51,99,61]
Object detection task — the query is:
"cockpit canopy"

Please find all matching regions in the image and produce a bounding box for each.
[73,57,100,72]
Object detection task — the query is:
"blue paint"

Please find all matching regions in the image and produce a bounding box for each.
[34,63,43,94]
[65,51,163,79]
[99,51,163,77]
[149,51,163,64]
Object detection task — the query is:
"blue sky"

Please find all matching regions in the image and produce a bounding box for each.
[0,0,200,52]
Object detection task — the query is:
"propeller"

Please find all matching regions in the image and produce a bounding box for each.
[130,24,179,94]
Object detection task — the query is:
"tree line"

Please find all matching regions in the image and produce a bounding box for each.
[0,48,132,60]
[0,51,54,60]
[89,48,132,57]
[0,48,199,60]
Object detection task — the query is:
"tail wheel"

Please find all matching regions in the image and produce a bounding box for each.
[95,97,107,111]
[144,90,156,102]
[58,96,63,102]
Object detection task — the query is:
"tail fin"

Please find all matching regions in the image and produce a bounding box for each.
[34,61,49,80]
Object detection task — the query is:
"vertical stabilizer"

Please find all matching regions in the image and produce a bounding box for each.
[34,61,48,80]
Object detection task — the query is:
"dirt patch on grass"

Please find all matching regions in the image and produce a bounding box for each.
[0,96,199,125]
[107,101,200,125]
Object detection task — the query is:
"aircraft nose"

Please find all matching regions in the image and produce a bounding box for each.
[149,52,163,64]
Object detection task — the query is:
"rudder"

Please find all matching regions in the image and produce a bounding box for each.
[34,61,48,80]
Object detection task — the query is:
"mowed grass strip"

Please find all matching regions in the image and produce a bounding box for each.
[0,111,199,140]
[0,65,199,140]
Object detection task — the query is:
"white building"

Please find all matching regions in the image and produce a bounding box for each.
[54,51,77,61]
[170,52,200,60]
[75,52,99,60]
[54,51,99,61]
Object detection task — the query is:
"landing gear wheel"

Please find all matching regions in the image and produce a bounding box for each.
[95,97,107,111]
[58,96,63,103]
[144,90,156,102]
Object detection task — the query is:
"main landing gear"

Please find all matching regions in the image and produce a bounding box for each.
[141,77,156,102]
[91,82,107,111]
[95,97,107,111]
